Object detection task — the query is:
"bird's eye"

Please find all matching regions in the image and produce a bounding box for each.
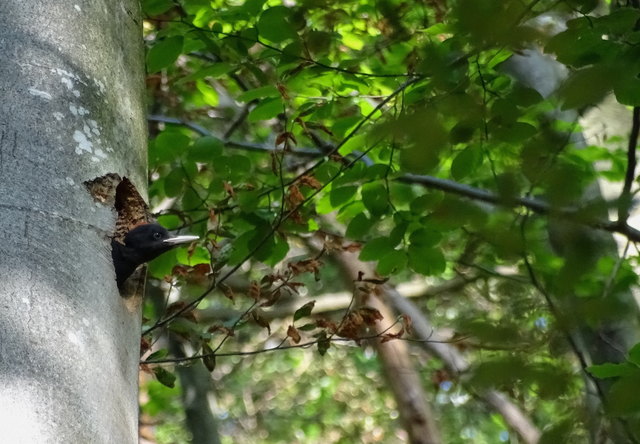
[153,232,162,240]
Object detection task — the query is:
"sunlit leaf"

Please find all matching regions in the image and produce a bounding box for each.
[258,7,297,43]
[147,36,183,73]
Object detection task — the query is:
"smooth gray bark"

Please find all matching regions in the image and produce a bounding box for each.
[0,1,146,442]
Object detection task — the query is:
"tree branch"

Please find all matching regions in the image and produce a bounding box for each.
[147,114,321,157]
[197,275,477,323]
[147,112,640,243]
[384,286,542,444]
[398,173,640,242]
[618,106,640,223]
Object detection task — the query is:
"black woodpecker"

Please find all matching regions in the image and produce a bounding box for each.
[111,223,199,288]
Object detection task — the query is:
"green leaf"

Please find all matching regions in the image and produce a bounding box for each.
[202,344,217,372]
[163,168,185,197]
[510,86,544,107]
[214,154,252,181]
[493,122,537,144]
[148,249,178,279]
[258,7,297,43]
[330,186,358,208]
[431,197,488,228]
[248,98,283,122]
[314,162,341,184]
[294,301,316,321]
[228,227,274,265]
[449,123,476,144]
[237,190,261,211]
[182,188,204,212]
[389,219,408,245]
[587,362,637,379]
[260,234,289,267]
[156,214,181,230]
[595,8,640,34]
[628,343,640,366]
[142,0,173,16]
[409,228,442,248]
[359,238,395,262]
[229,230,256,265]
[407,246,446,276]
[240,0,267,15]
[346,213,374,239]
[559,65,612,110]
[410,193,443,213]
[545,27,606,68]
[193,7,216,28]
[153,367,176,388]
[316,332,330,356]
[147,36,184,73]
[451,146,481,180]
[613,72,640,106]
[169,318,200,335]
[365,164,390,181]
[189,136,223,161]
[424,23,452,35]
[152,131,190,164]
[298,323,317,331]
[607,374,640,415]
[361,183,388,216]
[315,195,334,215]
[196,79,219,106]
[237,85,280,102]
[306,30,334,55]
[176,246,210,266]
[469,356,527,389]
[335,162,366,186]
[179,64,234,84]
[397,110,448,173]
[332,116,361,138]
[376,250,408,276]
[147,349,169,361]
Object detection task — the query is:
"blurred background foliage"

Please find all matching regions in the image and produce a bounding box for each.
[138,0,640,442]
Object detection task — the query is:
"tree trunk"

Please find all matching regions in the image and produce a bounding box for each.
[334,251,442,444]
[0,1,146,442]
[503,21,640,442]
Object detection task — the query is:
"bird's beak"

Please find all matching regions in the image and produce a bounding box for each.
[163,235,200,246]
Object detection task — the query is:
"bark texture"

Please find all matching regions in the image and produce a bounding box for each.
[0,1,146,442]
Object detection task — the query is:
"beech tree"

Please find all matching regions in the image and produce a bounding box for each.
[135,1,640,442]
[0,0,146,442]
[4,0,640,443]
[138,1,640,442]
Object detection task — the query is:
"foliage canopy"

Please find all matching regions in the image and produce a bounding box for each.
[138,0,640,442]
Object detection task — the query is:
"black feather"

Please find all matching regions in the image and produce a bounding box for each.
[111,223,192,288]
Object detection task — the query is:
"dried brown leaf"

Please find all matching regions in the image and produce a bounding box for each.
[401,314,413,335]
[252,311,271,334]
[220,283,236,303]
[287,325,301,344]
[249,281,261,300]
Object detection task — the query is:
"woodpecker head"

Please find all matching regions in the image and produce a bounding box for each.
[122,223,199,263]
[112,223,199,288]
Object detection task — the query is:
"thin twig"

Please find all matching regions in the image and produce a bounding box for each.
[143,324,468,365]
[143,139,384,335]
[145,116,640,244]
